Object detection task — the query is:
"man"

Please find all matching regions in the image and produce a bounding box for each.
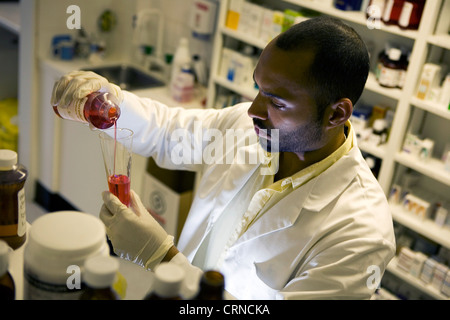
[52,16,395,299]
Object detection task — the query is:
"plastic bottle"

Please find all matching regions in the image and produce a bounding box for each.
[170,37,192,87]
[143,262,185,300]
[194,270,225,300]
[370,118,388,145]
[53,91,121,129]
[23,211,109,300]
[0,149,27,250]
[378,47,402,88]
[0,240,15,300]
[80,256,120,300]
[171,65,195,103]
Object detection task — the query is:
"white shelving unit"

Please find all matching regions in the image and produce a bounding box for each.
[207,0,450,299]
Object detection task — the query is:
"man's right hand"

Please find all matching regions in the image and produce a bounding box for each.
[51,70,123,108]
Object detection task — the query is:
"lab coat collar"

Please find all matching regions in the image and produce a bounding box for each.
[235,134,362,245]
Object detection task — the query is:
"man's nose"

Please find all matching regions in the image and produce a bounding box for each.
[248,93,268,120]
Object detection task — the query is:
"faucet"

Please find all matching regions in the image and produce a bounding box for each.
[134,9,165,72]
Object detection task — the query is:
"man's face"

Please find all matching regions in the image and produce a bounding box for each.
[248,42,327,154]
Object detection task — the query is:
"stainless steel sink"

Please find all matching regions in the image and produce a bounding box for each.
[83,64,165,90]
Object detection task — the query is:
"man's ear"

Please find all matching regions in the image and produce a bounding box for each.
[325,98,353,129]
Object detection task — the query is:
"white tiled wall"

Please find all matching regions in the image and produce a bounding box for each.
[135,0,216,69]
[37,0,137,61]
[37,0,216,70]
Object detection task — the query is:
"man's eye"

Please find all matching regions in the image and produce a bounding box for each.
[270,100,284,109]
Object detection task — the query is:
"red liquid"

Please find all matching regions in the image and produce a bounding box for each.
[108,174,131,207]
[52,92,120,129]
[84,93,120,129]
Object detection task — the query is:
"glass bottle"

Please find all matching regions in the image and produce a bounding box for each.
[378,48,402,88]
[53,91,120,129]
[398,0,425,30]
[0,240,15,300]
[143,262,185,300]
[382,0,406,25]
[80,256,120,300]
[194,270,225,300]
[0,150,27,250]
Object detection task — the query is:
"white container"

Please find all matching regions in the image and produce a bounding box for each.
[23,211,109,300]
[171,67,195,103]
[170,38,192,87]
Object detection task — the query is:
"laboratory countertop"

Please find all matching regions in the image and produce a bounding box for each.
[9,223,154,300]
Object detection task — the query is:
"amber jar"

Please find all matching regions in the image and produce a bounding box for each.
[0,150,27,250]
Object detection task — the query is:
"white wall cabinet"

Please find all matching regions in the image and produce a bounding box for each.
[207,0,450,299]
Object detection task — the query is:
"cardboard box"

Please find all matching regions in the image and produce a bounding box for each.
[140,157,195,242]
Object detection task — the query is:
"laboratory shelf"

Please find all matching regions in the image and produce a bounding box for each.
[394,152,450,187]
[364,72,403,100]
[220,26,267,50]
[390,203,450,249]
[427,34,450,50]
[410,97,450,121]
[213,75,258,100]
[358,140,387,160]
[386,256,449,300]
[282,0,419,39]
[209,0,449,300]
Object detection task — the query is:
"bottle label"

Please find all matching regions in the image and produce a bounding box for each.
[55,97,88,123]
[398,2,413,27]
[24,269,85,300]
[0,188,26,237]
[379,66,400,87]
[17,188,26,237]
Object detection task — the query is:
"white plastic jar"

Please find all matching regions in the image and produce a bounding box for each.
[23,211,109,300]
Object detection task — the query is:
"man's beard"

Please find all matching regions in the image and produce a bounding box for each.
[254,119,324,153]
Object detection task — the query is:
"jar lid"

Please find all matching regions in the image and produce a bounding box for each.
[373,119,387,131]
[27,211,107,262]
[83,255,119,288]
[388,48,402,61]
[0,149,17,170]
[0,240,11,275]
[153,262,185,298]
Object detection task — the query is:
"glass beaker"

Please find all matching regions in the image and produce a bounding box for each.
[99,128,133,207]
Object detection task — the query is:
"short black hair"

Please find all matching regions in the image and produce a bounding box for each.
[276,16,370,120]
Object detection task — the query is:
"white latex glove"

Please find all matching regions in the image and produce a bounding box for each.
[51,70,124,109]
[99,189,174,270]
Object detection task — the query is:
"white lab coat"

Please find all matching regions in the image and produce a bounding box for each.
[117,91,396,300]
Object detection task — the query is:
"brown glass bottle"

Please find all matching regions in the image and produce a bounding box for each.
[0,150,27,250]
[0,240,15,300]
[143,262,185,300]
[194,270,225,300]
[80,256,120,300]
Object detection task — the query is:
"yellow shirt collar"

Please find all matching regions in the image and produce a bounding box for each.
[268,120,354,192]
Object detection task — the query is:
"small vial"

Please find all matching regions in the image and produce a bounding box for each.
[53,91,121,129]
[0,240,15,300]
[0,150,27,250]
[80,256,120,300]
[194,270,225,300]
[143,262,185,300]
